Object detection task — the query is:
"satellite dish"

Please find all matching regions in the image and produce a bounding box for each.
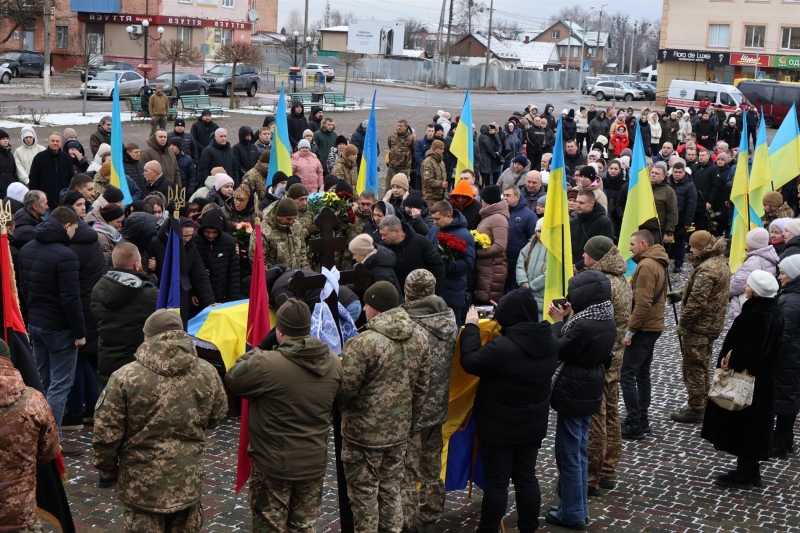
[248,9,259,22]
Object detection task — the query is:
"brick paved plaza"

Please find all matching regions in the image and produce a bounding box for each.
[52,271,800,533]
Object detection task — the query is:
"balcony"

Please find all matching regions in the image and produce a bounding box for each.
[71,0,120,13]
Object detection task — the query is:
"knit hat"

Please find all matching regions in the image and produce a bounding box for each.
[747,270,779,298]
[335,135,348,146]
[480,185,502,205]
[780,255,800,280]
[588,150,601,159]
[276,298,311,337]
[285,175,302,189]
[716,153,729,163]
[596,135,608,146]
[62,190,84,207]
[0,129,8,141]
[286,183,309,199]
[746,227,770,249]
[391,173,409,191]
[537,196,546,207]
[174,118,185,127]
[348,233,374,256]
[621,148,632,158]
[584,235,614,261]
[335,179,354,198]
[404,269,436,301]
[363,281,399,312]
[786,219,800,238]
[201,109,212,117]
[214,174,234,191]
[275,197,298,217]
[689,230,713,250]
[494,288,539,327]
[64,140,83,153]
[512,155,528,167]
[729,117,737,124]
[258,149,270,163]
[143,309,183,337]
[619,156,631,167]
[100,160,112,177]
[763,191,784,207]
[168,137,183,149]
[567,188,579,200]
[431,139,445,151]
[262,114,275,127]
[338,144,357,158]
[323,174,339,192]
[302,129,314,138]
[298,139,311,150]
[271,171,288,188]
[403,191,424,209]
[770,218,792,234]
[101,204,125,222]
[102,185,124,204]
[0,339,9,359]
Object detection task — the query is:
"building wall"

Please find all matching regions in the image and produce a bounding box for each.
[320,31,347,52]
[451,35,487,58]
[252,0,278,33]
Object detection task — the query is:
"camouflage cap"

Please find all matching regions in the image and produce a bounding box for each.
[404,269,436,302]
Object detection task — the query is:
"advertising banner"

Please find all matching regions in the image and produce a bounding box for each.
[347,19,405,55]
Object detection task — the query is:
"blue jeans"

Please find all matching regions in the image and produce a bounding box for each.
[554,414,591,525]
[620,330,661,427]
[30,325,78,432]
[449,306,463,330]
[66,353,98,419]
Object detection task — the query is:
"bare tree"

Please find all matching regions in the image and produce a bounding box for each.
[154,39,204,96]
[0,0,43,46]
[275,36,310,68]
[335,50,364,98]
[452,0,486,36]
[328,9,354,27]
[493,20,523,40]
[284,9,304,35]
[214,42,265,109]
[399,18,428,49]
[70,33,105,116]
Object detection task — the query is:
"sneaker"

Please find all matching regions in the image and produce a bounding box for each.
[714,472,753,490]
[670,407,704,424]
[545,510,585,530]
[673,264,683,273]
[599,479,616,489]
[61,416,84,431]
[60,441,83,457]
[621,423,644,440]
[641,419,652,434]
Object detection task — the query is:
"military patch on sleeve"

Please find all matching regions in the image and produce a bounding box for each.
[232,360,249,378]
[95,388,107,410]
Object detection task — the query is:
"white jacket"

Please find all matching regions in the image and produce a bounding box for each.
[14,127,44,184]
[649,114,662,144]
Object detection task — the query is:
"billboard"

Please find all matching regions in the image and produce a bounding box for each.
[347,19,405,55]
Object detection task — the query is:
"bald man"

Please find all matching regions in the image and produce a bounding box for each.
[143,160,176,196]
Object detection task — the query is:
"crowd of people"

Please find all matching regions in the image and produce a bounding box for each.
[1,96,799,533]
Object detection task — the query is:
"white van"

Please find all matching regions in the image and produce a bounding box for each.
[666,80,744,114]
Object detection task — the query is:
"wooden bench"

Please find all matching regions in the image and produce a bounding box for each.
[289,92,313,104]
[180,95,224,116]
[325,92,356,109]
[129,97,178,121]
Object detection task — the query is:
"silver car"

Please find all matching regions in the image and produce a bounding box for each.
[591,80,644,102]
[80,70,145,100]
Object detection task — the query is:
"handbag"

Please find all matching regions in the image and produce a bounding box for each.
[708,351,755,411]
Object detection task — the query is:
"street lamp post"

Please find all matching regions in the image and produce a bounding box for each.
[578,6,595,106]
[754,27,761,79]
[126,19,164,83]
[281,31,313,93]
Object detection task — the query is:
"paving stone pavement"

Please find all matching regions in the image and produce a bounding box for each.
[50,265,800,533]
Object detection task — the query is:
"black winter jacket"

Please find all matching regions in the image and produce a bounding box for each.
[190,118,219,152]
[121,212,160,268]
[478,126,501,175]
[148,223,214,308]
[145,174,177,197]
[358,245,402,297]
[68,219,108,353]
[233,126,260,180]
[198,138,240,187]
[570,201,615,269]
[28,148,74,209]
[168,130,200,164]
[287,100,308,150]
[0,146,16,198]
[18,217,85,339]
[562,117,577,142]
[669,175,698,227]
[426,210,476,308]
[192,210,240,302]
[776,277,800,416]
[10,208,42,250]
[781,235,800,260]
[690,160,723,212]
[694,118,717,144]
[379,222,445,296]
[174,150,197,196]
[550,270,616,417]
[123,151,147,192]
[602,171,628,223]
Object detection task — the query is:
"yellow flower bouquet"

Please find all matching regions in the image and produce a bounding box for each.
[471,230,492,250]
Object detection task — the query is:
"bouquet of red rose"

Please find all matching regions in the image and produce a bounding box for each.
[436,232,467,269]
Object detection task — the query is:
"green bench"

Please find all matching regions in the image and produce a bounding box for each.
[129,97,178,121]
[326,92,356,109]
[290,93,313,104]
[180,95,224,116]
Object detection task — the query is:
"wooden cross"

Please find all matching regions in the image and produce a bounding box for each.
[309,207,348,271]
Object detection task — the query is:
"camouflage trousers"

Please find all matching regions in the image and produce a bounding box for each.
[122,502,203,533]
[10,518,44,533]
[342,440,406,533]
[587,380,621,490]
[249,466,323,532]
[682,334,717,411]
[402,424,446,531]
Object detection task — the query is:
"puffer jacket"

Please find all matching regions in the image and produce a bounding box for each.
[570,201,615,269]
[192,210,240,302]
[506,200,538,273]
[478,125,502,175]
[629,244,670,333]
[425,210,476,308]
[287,100,308,149]
[550,270,616,417]
[198,138,239,188]
[168,129,200,164]
[669,174,698,227]
[729,244,779,318]
[233,126,260,179]
[387,129,416,169]
[94,221,122,266]
[576,112,589,134]
[291,149,324,193]
[680,236,730,337]
[331,156,358,190]
[0,358,59,533]
[516,236,547,311]
[69,219,108,352]
[13,127,45,184]
[496,161,531,191]
[175,149,197,195]
[0,144,17,198]
[649,114,662,146]
[475,201,509,303]
[123,150,147,192]
[776,275,800,417]
[140,134,181,187]
[420,149,447,206]
[354,245,402,297]
[120,212,160,269]
[10,208,41,250]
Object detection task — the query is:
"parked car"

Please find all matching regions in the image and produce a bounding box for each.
[581,76,601,95]
[0,66,12,84]
[149,72,209,96]
[201,65,260,97]
[591,80,644,102]
[632,82,656,101]
[81,61,137,82]
[80,70,145,100]
[0,51,44,78]
[305,63,335,82]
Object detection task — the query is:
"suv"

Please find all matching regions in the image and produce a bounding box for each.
[202,65,260,97]
[81,61,137,82]
[581,76,601,94]
[591,81,644,102]
[305,63,335,82]
[0,51,44,78]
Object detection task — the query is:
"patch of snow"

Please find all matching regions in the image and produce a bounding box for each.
[0,111,138,128]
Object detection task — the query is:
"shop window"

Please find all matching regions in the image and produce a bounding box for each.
[56,26,68,49]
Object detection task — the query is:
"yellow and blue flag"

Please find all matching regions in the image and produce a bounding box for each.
[451,91,474,180]
[729,113,758,272]
[356,91,378,194]
[619,125,658,278]
[156,221,181,311]
[267,83,292,183]
[749,109,772,221]
[540,117,572,322]
[769,103,800,190]
[110,75,133,204]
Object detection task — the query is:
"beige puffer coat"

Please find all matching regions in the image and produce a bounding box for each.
[475,201,509,303]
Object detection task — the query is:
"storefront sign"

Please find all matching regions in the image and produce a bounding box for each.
[774,55,800,69]
[729,53,771,67]
[78,12,251,30]
[658,49,729,65]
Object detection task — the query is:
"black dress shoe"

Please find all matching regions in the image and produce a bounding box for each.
[588,486,601,497]
[714,472,753,490]
[599,479,616,489]
[545,510,585,530]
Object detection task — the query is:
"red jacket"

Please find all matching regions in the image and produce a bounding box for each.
[610,129,630,157]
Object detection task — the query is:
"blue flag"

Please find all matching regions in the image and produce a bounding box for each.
[110,75,133,204]
[156,225,182,310]
[357,91,378,194]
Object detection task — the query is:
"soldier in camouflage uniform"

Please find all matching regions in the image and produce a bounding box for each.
[420,140,448,207]
[762,191,794,227]
[225,299,343,533]
[341,191,376,270]
[92,310,228,533]
[255,198,310,271]
[386,120,417,191]
[583,236,632,494]
[668,231,730,423]
[399,270,458,533]
[285,183,313,232]
[339,281,430,533]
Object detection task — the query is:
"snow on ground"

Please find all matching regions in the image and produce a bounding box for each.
[0,111,138,128]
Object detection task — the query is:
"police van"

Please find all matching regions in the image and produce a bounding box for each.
[665,80,744,114]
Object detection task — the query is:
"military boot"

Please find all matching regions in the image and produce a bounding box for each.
[669,406,704,423]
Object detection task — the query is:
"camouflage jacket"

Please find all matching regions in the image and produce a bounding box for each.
[91,330,228,514]
[0,358,59,532]
[402,296,458,430]
[339,306,430,448]
[256,202,311,271]
[387,130,417,169]
[587,246,632,381]
[681,236,731,337]
[331,156,359,191]
[420,150,447,206]
[241,163,267,201]
[762,202,794,227]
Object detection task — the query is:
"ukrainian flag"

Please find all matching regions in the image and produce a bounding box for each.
[749,110,772,221]
[769,103,800,190]
[619,126,658,278]
[110,74,133,204]
[540,117,572,322]
[356,91,378,195]
[730,114,757,272]
[450,91,474,180]
[267,83,292,184]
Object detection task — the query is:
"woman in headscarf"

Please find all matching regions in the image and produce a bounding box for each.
[773,256,800,459]
[361,200,394,244]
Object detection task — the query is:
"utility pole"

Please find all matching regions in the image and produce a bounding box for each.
[435,0,447,85]
[468,0,473,35]
[43,0,51,96]
[443,0,455,86]
[578,7,595,105]
[620,34,625,77]
[304,0,309,40]
[483,0,494,88]
[324,1,330,28]
[629,23,637,76]
[564,19,573,89]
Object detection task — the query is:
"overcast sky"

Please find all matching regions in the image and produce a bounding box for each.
[277,0,664,35]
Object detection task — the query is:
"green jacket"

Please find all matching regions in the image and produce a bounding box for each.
[681,236,730,337]
[331,156,358,191]
[91,330,228,514]
[515,237,547,310]
[339,307,430,447]
[255,202,310,271]
[420,149,447,206]
[225,336,342,481]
